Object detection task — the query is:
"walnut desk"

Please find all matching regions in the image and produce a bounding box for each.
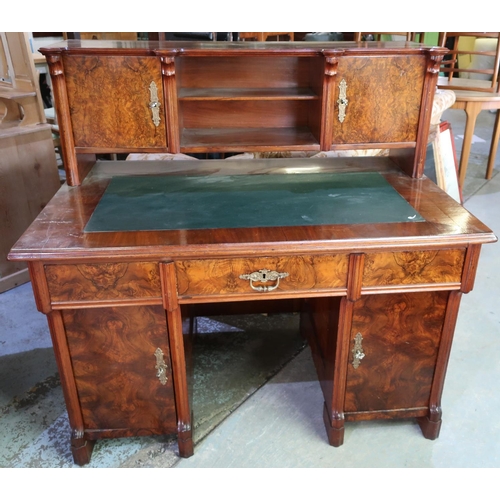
[9,157,496,465]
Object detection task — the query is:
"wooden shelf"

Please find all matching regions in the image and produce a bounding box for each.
[178,88,319,101]
[181,127,320,153]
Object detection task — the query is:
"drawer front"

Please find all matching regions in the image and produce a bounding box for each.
[45,262,161,303]
[362,249,465,288]
[175,255,348,298]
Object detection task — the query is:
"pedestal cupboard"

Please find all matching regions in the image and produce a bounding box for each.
[9,41,496,465]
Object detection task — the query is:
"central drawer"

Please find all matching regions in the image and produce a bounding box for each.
[175,254,348,299]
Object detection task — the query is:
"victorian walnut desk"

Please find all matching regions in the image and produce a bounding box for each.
[8,157,496,465]
[8,40,497,465]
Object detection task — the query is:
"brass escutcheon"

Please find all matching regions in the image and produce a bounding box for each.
[149,81,161,127]
[239,268,289,292]
[337,78,348,123]
[352,332,365,369]
[154,347,168,385]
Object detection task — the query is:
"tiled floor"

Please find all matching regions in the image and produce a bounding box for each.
[1,108,499,469]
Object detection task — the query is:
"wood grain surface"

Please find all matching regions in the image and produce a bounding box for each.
[344,291,448,413]
[332,55,426,144]
[45,262,161,302]
[64,55,167,149]
[362,249,465,287]
[63,305,176,435]
[175,254,348,298]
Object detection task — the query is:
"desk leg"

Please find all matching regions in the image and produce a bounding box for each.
[323,403,345,447]
[71,433,96,466]
[417,290,462,440]
[302,296,352,448]
[161,262,194,458]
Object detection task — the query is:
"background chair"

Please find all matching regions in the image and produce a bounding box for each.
[353,32,414,42]
[437,32,500,186]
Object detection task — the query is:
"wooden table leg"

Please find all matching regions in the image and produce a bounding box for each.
[323,403,345,447]
[486,108,500,179]
[458,101,482,187]
[71,434,96,466]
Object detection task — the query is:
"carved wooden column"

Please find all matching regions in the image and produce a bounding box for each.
[412,48,444,178]
[45,54,79,185]
[160,53,180,153]
[323,253,364,446]
[320,50,343,151]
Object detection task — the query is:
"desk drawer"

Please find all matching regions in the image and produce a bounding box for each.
[45,262,162,303]
[362,249,465,288]
[175,255,348,298]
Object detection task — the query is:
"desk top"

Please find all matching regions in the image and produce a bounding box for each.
[39,39,442,57]
[9,157,497,262]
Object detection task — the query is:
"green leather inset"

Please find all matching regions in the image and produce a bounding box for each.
[84,172,424,232]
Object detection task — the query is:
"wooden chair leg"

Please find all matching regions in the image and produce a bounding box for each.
[458,102,482,187]
[486,109,500,179]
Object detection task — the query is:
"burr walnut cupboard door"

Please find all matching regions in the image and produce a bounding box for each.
[332,55,426,145]
[63,55,167,150]
[344,292,448,414]
[62,305,176,436]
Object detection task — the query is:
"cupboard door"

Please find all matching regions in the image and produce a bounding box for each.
[344,292,448,413]
[63,305,176,436]
[332,55,426,145]
[63,55,167,149]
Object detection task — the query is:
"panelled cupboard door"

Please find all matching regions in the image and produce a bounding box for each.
[63,305,176,436]
[331,55,426,145]
[63,55,167,149]
[344,292,448,413]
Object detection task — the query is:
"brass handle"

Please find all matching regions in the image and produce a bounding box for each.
[352,332,365,369]
[149,81,161,127]
[239,268,289,292]
[337,78,348,123]
[154,347,168,385]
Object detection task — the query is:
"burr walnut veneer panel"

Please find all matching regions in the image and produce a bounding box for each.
[45,262,161,303]
[175,255,349,300]
[64,55,167,150]
[332,55,426,145]
[362,249,465,288]
[345,292,448,414]
[63,305,176,437]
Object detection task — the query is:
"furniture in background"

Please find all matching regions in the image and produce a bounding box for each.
[354,32,413,42]
[437,32,500,187]
[149,33,237,42]
[9,40,496,466]
[238,32,294,41]
[354,33,426,43]
[65,32,139,41]
[0,32,60,292]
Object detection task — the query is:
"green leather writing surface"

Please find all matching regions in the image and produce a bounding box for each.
[84,172,424,232]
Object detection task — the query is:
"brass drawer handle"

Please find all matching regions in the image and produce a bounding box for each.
[239,268,289,292]
[352,332,365,369]
[154,347,168,385]
[337,78,348,123]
